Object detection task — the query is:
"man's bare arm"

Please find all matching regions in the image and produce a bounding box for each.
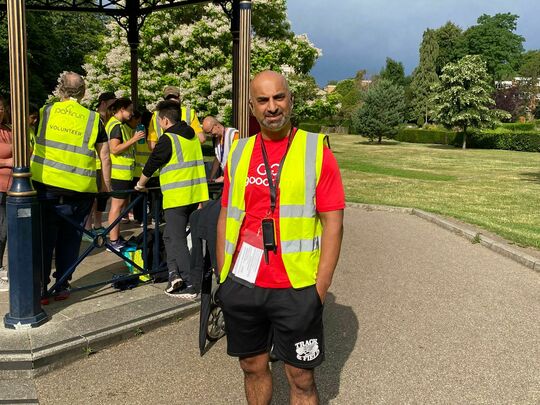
[216,207,227,275]
[316,209,344,302]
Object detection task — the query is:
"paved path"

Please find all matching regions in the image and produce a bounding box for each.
[34,207,540,404]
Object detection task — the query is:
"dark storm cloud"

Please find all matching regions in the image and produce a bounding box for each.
[287,0,540,85]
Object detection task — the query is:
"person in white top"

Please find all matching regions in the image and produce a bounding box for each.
[202,116,239,182]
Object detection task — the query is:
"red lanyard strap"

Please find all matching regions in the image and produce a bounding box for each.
[259,130,293,214]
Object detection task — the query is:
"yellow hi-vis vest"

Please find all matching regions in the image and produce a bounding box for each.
[31,100,100,193]
[152,106,194,139]
[133,134,158,178]
[159,132,209,209]
[106,117,134,181]
[220,129,326,288]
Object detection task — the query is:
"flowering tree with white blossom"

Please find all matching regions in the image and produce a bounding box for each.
[83,0,337,123]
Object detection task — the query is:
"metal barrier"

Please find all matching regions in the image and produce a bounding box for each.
[43,187,164,299]
[43,182,224,299]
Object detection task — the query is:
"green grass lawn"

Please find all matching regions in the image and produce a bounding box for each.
[331,135,540,249]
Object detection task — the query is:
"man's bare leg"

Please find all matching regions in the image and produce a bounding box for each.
[239,352,272,405]
[284,364,319,405]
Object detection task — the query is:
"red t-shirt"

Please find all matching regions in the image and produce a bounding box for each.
[221,129,345,288]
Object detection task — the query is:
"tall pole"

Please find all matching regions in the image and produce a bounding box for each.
[4,0,47,329]
[127,0,140,107]
[231,0,240,129]
[237,0,251,139]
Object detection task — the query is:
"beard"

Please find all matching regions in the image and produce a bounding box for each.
[260,109,291,131]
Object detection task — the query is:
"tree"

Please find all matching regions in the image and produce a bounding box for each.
[520,50,540,78]
[332,70,367,123]
[0,12,106,104]
[462,13,524,81]
[410,29,440,124]
[432,55,510,149]
[83,0,322,123]
[494,85,525,121]
[379,57,406,87]
[352,79,406,144]
[433,21,465,75]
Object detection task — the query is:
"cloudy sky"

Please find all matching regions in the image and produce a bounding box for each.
[286,0,540,86]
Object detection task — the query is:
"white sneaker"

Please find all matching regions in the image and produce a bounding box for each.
[0,278,8,292]
[0,267,7,282]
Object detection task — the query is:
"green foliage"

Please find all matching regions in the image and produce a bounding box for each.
[0,12,106,104]
[333,71,366,122]
[498,122,537,132]
[410,29,440,123]
[462,13,525,80]
[519,50,540,78]
[352,79,406,143]
[298,122,322,133]
[432,55,510,148]
[395,128,457,145]
[379,58,406,87]
[84,1,322,120]
[454,131,540,152]
[433,22,465,75]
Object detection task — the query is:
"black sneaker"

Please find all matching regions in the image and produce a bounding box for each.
[165,275,183,293]
[166,285,198,300]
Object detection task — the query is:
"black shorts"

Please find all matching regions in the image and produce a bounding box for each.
[217,279,325,369]
[110,179,133,199]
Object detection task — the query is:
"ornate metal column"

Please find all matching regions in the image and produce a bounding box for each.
[4,0,47,329]
[236,0,251,138]
[127,0,140,107]
[230,0,240,129]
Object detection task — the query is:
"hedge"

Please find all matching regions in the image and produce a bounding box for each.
[395,128,457,145]
[395,128,540,152]
[499,122,537,132]
[454,131,540,152]
[298,123,322,133]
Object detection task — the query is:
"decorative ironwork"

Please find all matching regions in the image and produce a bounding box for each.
[0,0,210,15]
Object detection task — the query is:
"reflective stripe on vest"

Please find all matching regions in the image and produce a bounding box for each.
[106,117,134,181]
[159,132,208,209]
[220,130,325,288]
[30,101,99,192]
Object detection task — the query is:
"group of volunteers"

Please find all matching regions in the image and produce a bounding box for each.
[4,68,346,404]
[10,71,238,302]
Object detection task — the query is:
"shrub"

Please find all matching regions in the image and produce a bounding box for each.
[395,128,457,145]
[453,131,540,152]
[499,122,537,132]
[298,122,322,133]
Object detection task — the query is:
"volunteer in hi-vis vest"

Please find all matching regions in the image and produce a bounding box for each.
[105,98,145,252]
[216,70,345,404]
[201,115,239,182]
[135,100,208,297]
[147,85,205,149]
[30,71,112,302]
[83,91,116,237]
[127,110,158,225]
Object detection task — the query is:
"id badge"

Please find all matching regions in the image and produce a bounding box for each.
[231,229,264,285]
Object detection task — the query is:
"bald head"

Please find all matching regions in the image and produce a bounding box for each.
[249,70,293,133]
[57,71,86,101]
[202,115,224,138]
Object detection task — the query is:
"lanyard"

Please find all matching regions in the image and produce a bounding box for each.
[218,135,225,164]
[260,129,293,215]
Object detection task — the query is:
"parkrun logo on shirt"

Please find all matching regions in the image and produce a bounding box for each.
[53,105,85,120]
[246,163,279,186]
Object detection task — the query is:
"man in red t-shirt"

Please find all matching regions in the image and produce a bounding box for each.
[217,70,345,404]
